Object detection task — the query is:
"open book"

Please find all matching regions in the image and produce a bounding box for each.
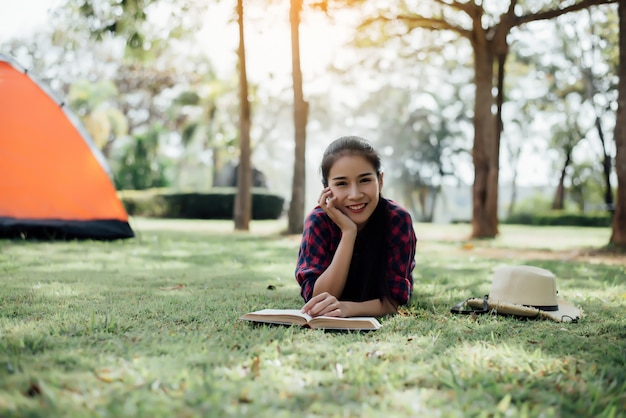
[240,309,382,331]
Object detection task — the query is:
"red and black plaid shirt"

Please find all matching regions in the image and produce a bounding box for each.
[295,198,416,305]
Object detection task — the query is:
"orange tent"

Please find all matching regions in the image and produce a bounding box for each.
[0,54,134,240]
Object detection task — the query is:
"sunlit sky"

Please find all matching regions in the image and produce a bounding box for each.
[199,1,353,89]
[0,0,348,80]
[0,0,60,39]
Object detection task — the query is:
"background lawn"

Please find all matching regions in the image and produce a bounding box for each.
[0,218,624,417]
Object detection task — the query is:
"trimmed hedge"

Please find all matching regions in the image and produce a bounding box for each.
[119,188,285,220]
[503,211,613,227]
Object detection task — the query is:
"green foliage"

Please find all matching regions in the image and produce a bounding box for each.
[174,90,201,106]
[68,79,119,114]
[568,161,607,211]
[113,127,172,190]
[181,123,198,148]
[119,188,285,220]
[510,192,553,214]
[116,188,171,217]
[504,210,613,227]
[0,221,623,416]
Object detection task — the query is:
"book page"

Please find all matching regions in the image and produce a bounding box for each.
[241,309,381,330]
[253,309,311,319]
[308,316,382,330]
[240,309,311,325]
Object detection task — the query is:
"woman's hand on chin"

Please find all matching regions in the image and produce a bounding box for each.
[319,188,357,235]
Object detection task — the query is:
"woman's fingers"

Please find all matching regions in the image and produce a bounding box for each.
[318,188,328,204]
[317,192,357,234]
[301,292,324,313]
[323,308,342,317]
[315,299,337,316]
[302,292,340,317]
[308,295,334,316]
[318,188,334,209]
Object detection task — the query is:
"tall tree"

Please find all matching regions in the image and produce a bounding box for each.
[610,0,626,247]
[504,105,532,219]
[286,0,309,234]
[551,9,619,214]
[365,0,618,238]
[234,0,253,231]
[582,11,616,214]
[549,113,586,210]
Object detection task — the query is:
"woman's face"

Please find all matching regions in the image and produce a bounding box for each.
[327,155,383,230]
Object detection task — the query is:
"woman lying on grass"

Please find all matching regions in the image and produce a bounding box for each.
[295,136,417,318]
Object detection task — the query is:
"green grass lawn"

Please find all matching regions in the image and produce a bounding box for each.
[1,218,624,417]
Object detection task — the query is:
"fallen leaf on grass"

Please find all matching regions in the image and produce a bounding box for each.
[159,284,185,291]
[94,368,124,383]
[94,364,146,388]
[61,384,83,395]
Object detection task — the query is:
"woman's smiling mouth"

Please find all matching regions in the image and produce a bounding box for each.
[347,203,366,212]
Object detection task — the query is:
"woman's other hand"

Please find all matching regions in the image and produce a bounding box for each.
[301,292,346,317]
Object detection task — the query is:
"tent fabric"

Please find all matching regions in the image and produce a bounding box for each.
[0,54,134,240]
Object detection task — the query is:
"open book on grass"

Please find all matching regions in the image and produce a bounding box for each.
[240,309,382,331]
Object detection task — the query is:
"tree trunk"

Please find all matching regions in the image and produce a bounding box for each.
[211,146,220,187]
[552,152,571,210]
[471,39,499,238]
[506,142,522,219]
[234,0,252,231]
[425,186,439,223]
[465,0,616,238]
[594,117,615,210]
[584,9,614,214]
[287,0,309,235]
[508,170,518,219]
[610,0,626,247]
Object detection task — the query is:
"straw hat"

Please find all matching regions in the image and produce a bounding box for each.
[456,265,583,323]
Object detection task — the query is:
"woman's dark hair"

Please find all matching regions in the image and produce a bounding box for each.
[321,136,389,302]
[320,136,382,187]
[341,198,390,303]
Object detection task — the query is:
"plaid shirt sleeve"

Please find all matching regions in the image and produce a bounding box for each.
[295,207,339,302]
[385,200,417,305]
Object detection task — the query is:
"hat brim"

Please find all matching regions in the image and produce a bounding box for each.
[467,297,583,323]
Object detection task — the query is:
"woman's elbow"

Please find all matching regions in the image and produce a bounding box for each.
[383,298,400,315]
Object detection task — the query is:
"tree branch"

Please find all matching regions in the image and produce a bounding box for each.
[514,0,618,27]
[393,15,473,39]
[432,0,481,17]
[506,0,518,15]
